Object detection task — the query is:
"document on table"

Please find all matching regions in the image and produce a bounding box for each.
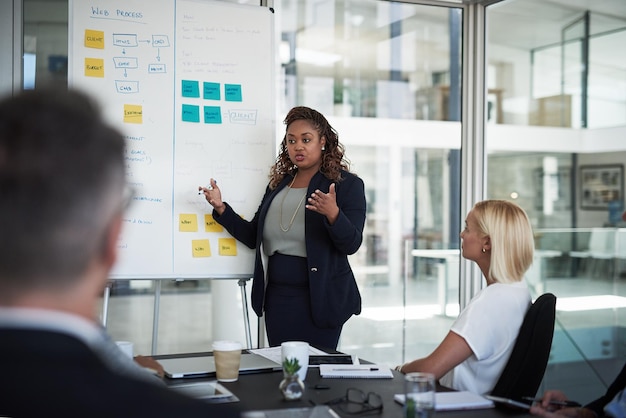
[394,391,495,411]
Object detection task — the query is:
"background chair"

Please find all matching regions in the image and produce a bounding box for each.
[569,228,616,278]
[614,229,626,279]
[490,293,557,403]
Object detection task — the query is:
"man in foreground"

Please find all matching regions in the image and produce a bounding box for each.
[0,89,240,417]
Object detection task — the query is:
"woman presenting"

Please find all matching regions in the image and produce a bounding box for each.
[199,106,366,350]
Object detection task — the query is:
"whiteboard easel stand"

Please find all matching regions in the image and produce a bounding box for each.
[238,278,253,349]
[152,280,162,354]
[101,276,253,355]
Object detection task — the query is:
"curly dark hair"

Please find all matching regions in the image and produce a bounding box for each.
[268,106,350,189]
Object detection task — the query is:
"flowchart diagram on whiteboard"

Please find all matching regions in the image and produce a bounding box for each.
[69,0,276,278]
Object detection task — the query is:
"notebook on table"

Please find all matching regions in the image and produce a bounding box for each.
[319,364,393,379]
[160,351,281,379]
[394,391,495,411]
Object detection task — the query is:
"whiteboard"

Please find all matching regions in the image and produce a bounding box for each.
[69,0,275,278]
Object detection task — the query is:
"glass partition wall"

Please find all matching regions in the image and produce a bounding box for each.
[276,0,464,366]
[486,0,626,404]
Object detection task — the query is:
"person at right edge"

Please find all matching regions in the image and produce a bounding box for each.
[530,362,626,417]
[200,106,366,350]
[529,210,626,418]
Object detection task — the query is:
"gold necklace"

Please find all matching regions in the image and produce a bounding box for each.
[279,173,307,232]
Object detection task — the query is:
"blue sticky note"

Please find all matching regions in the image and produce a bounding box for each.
[204,106,222,124]
[203,82,221,100]
[182,104,200,123]
[224,84,242,102]
[182,80,200,98]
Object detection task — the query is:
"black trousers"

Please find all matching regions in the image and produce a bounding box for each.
[264,253,341,350]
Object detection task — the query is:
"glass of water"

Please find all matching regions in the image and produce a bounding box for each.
[404,372,436,418]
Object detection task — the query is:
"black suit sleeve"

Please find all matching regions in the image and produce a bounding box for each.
[585,363,626,417]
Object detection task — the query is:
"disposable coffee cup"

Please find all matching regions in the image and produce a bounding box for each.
[281,341,309,382]
[116,341,134,359]
[212,340,242,382]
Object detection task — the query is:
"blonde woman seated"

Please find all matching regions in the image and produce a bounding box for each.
[397,200,535,395]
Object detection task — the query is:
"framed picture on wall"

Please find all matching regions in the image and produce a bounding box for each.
[579,164,624,210]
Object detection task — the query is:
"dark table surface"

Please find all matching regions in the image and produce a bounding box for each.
[158,352,533,418]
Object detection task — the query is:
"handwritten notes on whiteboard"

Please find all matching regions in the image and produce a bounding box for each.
[171,0,274,277]
[69,0,274,278]
[123,104,143,124]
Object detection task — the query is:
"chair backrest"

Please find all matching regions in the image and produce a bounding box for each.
[617,229,626,260]
[490,293,557,401]
[588,228,616,255]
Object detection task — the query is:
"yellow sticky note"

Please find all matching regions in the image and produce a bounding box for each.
[179,214,198,232]
[218,238,237,256]
[84,58,104,77]
[123,104,143,124]
[85,29,105,49]
[204,214,224,232]
[192,239,211,257]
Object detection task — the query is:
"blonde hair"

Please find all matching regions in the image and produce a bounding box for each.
[473,200,534,284]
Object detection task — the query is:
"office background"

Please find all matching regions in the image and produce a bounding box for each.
[1,0,626,406]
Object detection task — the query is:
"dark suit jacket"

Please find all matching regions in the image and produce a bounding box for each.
[214,170,366,329]
[0,328,240,418]
[586,362,626,417]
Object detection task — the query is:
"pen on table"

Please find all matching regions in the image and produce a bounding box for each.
[522,397,582,407]
[332,367,379,371]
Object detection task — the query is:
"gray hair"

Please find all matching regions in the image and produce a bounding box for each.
[0,88,126,294]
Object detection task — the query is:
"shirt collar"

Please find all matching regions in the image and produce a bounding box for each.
[0,307,105,347]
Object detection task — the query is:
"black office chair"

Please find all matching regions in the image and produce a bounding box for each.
[490,293,557,403]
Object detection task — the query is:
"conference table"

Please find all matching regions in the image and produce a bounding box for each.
[159,352,534,418]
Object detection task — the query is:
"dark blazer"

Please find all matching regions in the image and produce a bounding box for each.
[0,329,240,418]
[586,362,626,417]
[214,170,366,329]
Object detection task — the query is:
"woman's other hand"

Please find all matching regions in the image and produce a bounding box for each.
[307,183,339,225]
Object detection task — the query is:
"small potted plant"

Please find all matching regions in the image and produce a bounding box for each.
[279,357,305,400]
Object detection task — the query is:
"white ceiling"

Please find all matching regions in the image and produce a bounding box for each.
[487,0,626,50]
[25,0,626,52]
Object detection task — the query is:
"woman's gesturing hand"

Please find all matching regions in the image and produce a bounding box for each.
[306,183,339,225]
